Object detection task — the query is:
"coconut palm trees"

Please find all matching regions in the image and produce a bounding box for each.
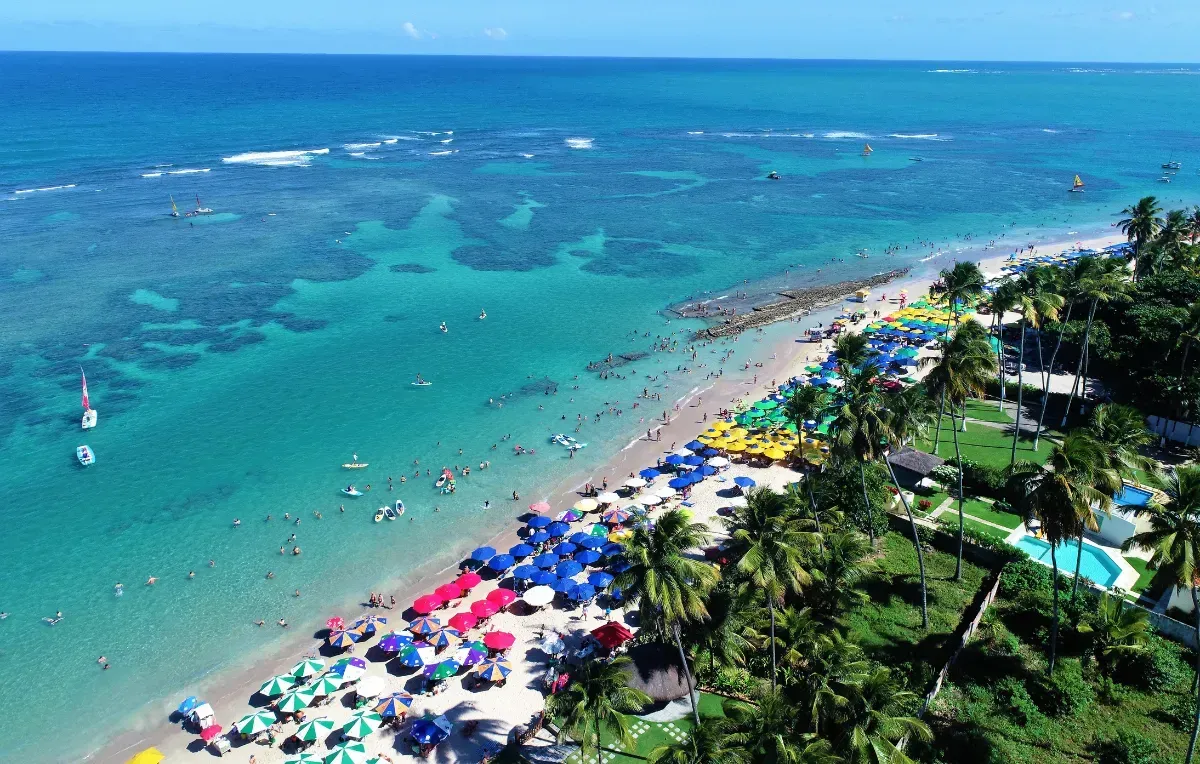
[684,584,753,679]
[724,688,841,764]
[647,715,743,764]
[1119,196,1165,279]
[1122,466,1200,764]
[831,666,932,764]
[930,262,987,446]
[1006,271,1063,462]
[882,384,936,627]
[988,279,1020,412]
[1059,259,1128,429]
[547,657,651,764]
[724,487,819,690]
[785,385,834,533]
[1080,592,1151,695]
[830,361,888,545]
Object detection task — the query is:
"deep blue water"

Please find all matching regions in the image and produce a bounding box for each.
[1,53,1198,760]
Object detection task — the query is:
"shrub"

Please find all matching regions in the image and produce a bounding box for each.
[1032,660,1093,718]
[944,457,1006,497]
[931,465,960,485]
[995,676,1042,725]
[1162,692,1197,732]
[917,498,932,512]
[1115,635,1193,692]
[1092,729,1160,764]
[1000,557,1054,598]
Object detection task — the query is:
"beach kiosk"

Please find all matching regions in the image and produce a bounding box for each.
[855,288,870,302]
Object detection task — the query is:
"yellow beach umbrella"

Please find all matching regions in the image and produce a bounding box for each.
[746,446,766,455]
[725,442,747,452]
[703,428,722,437]
[764,448,788,460]
[713,420,734,431]
[696,436,713,445]
[728,428,748,438]
[126,750,165,764]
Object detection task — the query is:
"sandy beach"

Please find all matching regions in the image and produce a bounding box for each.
[92,229,1125,764]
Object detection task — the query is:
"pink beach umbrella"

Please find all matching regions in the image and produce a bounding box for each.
[486,589,517,608]
[434,583,462,602]
[483,631,516,651]
[455,572,483,591]
[448,612,479,632]
[529,501,551,514]
[470,600,500,619]
[412,594,443,615]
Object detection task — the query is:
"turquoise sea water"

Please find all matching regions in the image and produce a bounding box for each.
[2,54,1199,760]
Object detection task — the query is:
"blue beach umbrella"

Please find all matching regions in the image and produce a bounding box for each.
[532,553,559,569]
[487,554,515,572]
[569,531,591,545]
[546,522,571,537]
[529,530,551,543]
[577,536,606,550]
[588,571,614,588]
[683,455,704,466]
[668,477,691,490]
[410,718,450,746]
[509,543,535,558]
[527,516,552,529]
[397,643,431,667]
[177,697,200,715]
[638,468,661,479]
[550,579,577,594]
[470,546,496,562]
[571,584,597,601]
[552,542,578,556]
[530,569,557,586]
[685,440,705,451]
[574,549,602,566]
[663,454,684,465]
[684,471,705,484]
[512,565,538,581]
[600,542,624,556]
[698,465,718,476]
[555,560,583,578]
[702,448,720,457]
[609,559,632,573]
[733,476,756,488]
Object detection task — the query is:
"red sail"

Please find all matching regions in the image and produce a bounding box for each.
[81,369,90,411]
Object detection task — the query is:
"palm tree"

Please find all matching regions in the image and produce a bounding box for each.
[1059,260,1129,428]
[832,666,932,764]
[1079,592,1151,694]
[1177,302,1200,378]
[1087,403,1156,478]
[785,385,834,533]
[922,320,997,579]
[930,261,987,445]
[830,361,889,545]
[1122,466,1200,764]
[1159,209,1192,263]
[786,625,870,735]
[547,657,651,764]
[724,487,818,690]
[615,509,717,723]
[1049,432,1123,602]
[1006,273,1063,461]
[833,332,872,369]
[647,715,744,764]
[1035,258,1103,445]
[1119,196,1165,278]
[1188,205,1200,244]
[988,279,1019,412]
[684,584,753,679]
[723,688,842,764]
[883,384,936,627]
[807,530,874,622]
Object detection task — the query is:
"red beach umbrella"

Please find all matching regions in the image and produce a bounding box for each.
[482,631,515,650]
[470,600,499,619]
[455,572,483,591]
[434,583,462,602]
[448,612,478,632]
[486,589,517,607]
[200,724,224,742]
[529,501,551,513]
[412,594,443,614]
[326,616,345,631]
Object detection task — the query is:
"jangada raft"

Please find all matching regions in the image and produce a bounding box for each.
[550,433,587,450]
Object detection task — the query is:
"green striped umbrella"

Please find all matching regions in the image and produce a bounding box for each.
[325,741,368,764]
[341,710,383,739]
[290,658,325,679]
[276,685,316,713]
[293,716,335,743]
[259,673,297,697]
[309,674,343,696]
[234,709,277,735]
[286,754,325,764]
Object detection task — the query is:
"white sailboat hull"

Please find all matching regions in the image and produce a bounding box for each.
[82,409,97,429]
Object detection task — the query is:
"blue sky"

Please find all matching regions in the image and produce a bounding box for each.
[1,1,1198,61]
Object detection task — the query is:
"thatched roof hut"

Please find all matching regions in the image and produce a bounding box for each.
[622,642,691,703]
[886,447,944,488]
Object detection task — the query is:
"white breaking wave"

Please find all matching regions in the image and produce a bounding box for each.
[928,69,976,74]
[348,152,380,160]
[428,150,457,156]
[565,137,594,149]
[719,132,759,138]
[382,138,399,144]
[344,142,382,150]
[889,133,947,141]
[168,168,211,175]
[520,153,535,158]
[141,172,163,178]
[687,131,704,135]
[221,148,330,167]
[822,131,872,139]
[14,184,77,194]
[1042,129,1060,134]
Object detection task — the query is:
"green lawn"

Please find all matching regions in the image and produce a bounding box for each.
[964,398,1013,424]
[1123,555,1155,594]
[950,497,1023,529]
[940,513,1011,544]
[913,489,951,516]
[918,420,1049,469]
[569,693,727,763]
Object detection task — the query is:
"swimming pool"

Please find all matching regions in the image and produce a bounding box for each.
[1014,536,1122,588]
[1114,484,1154,508]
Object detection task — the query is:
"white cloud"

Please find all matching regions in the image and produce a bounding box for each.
[484,27,508,40]
[1116,10,1135,20]
[402,21,422,39]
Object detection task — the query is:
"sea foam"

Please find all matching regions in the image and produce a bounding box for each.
[565,137,594,149]
[168,168,211,175]
[14,184,77,194]
[822,131,872,139]
[344,142,382,150]
[221,148,330,167]
[889,133,947,141]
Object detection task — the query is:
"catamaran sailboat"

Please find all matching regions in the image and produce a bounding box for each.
[1069,175,1085,193]
[169,195,180,218]
[80,368,97,429]
[186,195,214,216]
[77,445,95,466]
[861,143,874,157]
[1162,161,1182,170]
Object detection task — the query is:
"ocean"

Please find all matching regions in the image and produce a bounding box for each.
[1,53,1198,761]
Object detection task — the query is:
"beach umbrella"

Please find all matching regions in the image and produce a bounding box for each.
[552,541,578,556]
[410,718,450,746]
[733,476,756,488]
[547,521,571,537]
[685,440,705,451]
[396,643,433,668]
[667,476,691,490]
[177,696,200,715]
[568,531,592,544]
[609,556,631,573]
[294,717,336,743]
[290,658,325,679]
[764,448,788,460]
[483,631,516,651]
[470,546,496,562]
[487,554,516,571]
[407,615,441,635]
[325,741,369,764]
[652,483,678,498]
[352,614,387,634]
[276,685,317,713]
[574,549,602,566]
[683,454,705,466]
[600,542,624,557]
[578,535,606,550]
[530,569,557,586]
[308,674,343,697]
[373,692,414,717]
[637,468,660,480]
[523,585,555,607]
[638,494,662,506]
[474,657,513,683]
[663,454,685,466]
[470,600,500,618]
[286,753,323,764]
[126,750,165,764]
[571,583,597,601]
[512,564,538,581]
[574,498,599,512]
[234,710,276,736]
[556,509,584,522]
[602,507,632,524]
[588,571,615,588]
[330,657,367,683]
[590,523,611,536]
[697,464,718,476]
[608,529,633,542]
[487,588,518,607]
[551,578,577,595]
[556,560,584,578]
[448,612,478,631]
[424,659,462,681]
[529,501,551,514]
[342,710,383,739]
[412,595,442,615]
[377,631,412,652]
[434,583,462,602]
[199,724,223,743]
[259,674,298,697]
[527,515,552,529]
[624,477,647,488]
[529,530,551,543]
[597,491,621,504]
[537,634,566,655]
[455,571,483,590]
[532,552,559,569]
[457,640,489,666]
[426,627,462,650]
[356,675,384,699]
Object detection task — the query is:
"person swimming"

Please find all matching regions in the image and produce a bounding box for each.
[439,321,448,333]
[114,583,124,596]
[479,309,487,320]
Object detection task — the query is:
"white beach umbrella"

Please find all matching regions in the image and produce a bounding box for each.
[523,585,555,607]
[597,492,621,505]
[651,485,678,499]
[636,494,662,506]
[537,634,566,655]
[355,675,385,698]
[623,477,647,488]
[707,456,730,467]
[725,496,748,508]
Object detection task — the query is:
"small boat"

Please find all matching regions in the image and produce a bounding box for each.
[479,309,487,320]
[766,170,781,180]
[551,434,588,450]
[342,462,369,469]
[192,195,213,215]
[439,322,448,333]
[1158,175,1172,183]
[77,445,95,466]
[169,195,180,218]
[341,486,363,497]
[373,509,385,523]
[1162,161,1182,170]
[80,368,97,430]
[393,499,406,517]
[435,469,453,488]
[412,374,432,387]
[861,143,873,157]
[855,249,869,259]
[908,157,923,162]
[1069,174,1085,193]
[383,505,398,520]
